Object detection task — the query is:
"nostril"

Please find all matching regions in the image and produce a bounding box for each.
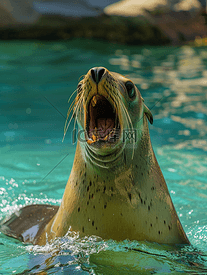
[97,68,105,82]
[90,67,106,84]
[91,68,96,83]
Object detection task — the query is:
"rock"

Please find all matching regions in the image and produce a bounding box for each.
[0,0,206,45]
[105,0,169,17]
[0,0,120,26]
[0,0,40,24]
[0,14,171,45]
[105,0,203,16]
[0,6,17,27]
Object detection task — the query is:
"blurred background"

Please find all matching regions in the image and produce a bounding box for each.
[0,1,207,274]
[0,0,206,44]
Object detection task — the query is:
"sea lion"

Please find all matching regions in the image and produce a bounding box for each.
[0,67,189,245]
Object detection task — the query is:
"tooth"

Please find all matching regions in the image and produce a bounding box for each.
[104,134,109,141]
[91,96,97,107]
[91,127,99,142]
[109,130,114,138]
[87,138,95,145]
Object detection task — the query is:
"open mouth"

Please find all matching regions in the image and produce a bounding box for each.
[86,95,120,145]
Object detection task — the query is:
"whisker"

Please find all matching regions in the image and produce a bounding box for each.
[67,88,78,104]
[78,75,85,82]
[63,82,87,141]
[73,94,84,130]
[63,97,76,134]
[108,79,135,159]
[63,92,84,141]
[117,94,135,159]
[112,78,136,159]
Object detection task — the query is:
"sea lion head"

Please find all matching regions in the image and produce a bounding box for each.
[65,67,153,166]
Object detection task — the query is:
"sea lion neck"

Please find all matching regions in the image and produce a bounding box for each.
[75,114,153,173]
[74,140,126,176]
[72,123,153,186]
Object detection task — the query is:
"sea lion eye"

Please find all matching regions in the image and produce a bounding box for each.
[125,81,136,99]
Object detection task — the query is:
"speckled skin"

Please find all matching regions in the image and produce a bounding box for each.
[37,68,189,245]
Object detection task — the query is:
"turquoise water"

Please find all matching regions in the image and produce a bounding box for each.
[0,39,207,274]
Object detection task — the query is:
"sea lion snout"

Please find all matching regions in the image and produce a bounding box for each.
[90,67,106,84]
[81,67,122,147]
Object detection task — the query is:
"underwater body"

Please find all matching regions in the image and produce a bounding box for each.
[0,39,207,274]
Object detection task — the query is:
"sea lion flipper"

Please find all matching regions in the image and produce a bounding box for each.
[0,204,59,244]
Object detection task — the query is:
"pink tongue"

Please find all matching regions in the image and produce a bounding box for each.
[97,118,114,137]
[89,118,114,139]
